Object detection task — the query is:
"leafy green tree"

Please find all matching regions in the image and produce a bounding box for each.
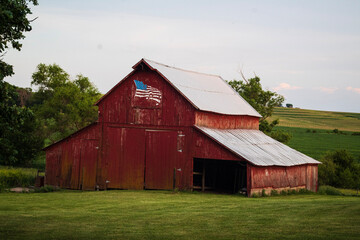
[0,0,41,166]
[228,76,290,143]
[0,84,42,165]
[319,150,359,189]
[0,0,38,78]
[31,64,102,144]
[318,156,337,186]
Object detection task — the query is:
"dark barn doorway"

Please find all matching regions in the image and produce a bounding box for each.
[193,158,247,194]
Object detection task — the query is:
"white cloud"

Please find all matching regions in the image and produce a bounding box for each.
[273,83,302,91]
[346,86,360,94]
[318,87,338,94]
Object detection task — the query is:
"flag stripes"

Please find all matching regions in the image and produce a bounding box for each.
[134,80,162,105]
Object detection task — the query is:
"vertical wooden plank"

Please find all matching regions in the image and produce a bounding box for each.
[145,130,177,190]
[106,127,145,189]
[202,159,205,192]
[80,139,98,190]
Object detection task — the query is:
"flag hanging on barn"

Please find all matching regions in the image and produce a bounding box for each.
[133,80,162,105]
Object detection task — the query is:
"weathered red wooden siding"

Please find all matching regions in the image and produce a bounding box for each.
[192,129,241,161]
[45,124,99,189]
[306,165,318,192]
[97,68,195,127]
[248,164,318,195]
[45,145,62,186]
[195,111,259,129]
[102,126,145,189]
[95,124,193,191]
[145,130,178,190]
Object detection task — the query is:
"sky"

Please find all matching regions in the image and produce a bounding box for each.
[4,0,360,113]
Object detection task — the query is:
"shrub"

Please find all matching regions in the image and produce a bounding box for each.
[318,186,343,196]
[319,150,360,189]
[269,130,292,144]
[271,190,279,196]
[288,189,297,195]
[299,188,311,194]
[34,185,58,193]
[352,132,360,136]
[312,130,317,133]
[333,129,339,134]
[261,189,268,197]
[306,129,311,133]
[0,167,36,188]
[251,192,260,198]
[280,190,287,196]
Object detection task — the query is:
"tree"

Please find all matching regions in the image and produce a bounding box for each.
[0,83,42,165]
[228,76,290,143]
[31,64,102,144]
[0,0,41,166]
[0,0,38,79]
[318,150,360,189]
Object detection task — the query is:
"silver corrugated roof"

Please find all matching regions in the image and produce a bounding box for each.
[143,59,261,117]
[196,126,320,166]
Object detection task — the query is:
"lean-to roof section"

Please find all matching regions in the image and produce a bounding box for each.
[195,126,321,167]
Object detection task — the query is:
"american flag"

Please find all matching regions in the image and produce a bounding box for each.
[134,80,162,105]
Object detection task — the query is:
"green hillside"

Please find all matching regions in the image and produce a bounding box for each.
[269,107,360,161]
[269,107,360,132]
[275,126,360,160]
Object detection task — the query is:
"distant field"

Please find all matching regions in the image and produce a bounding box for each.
[269,107,360,132]
[275,126,360,160]
[0,191,359,240]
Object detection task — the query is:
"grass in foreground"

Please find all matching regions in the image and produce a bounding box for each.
[0,190,359,240]
[269,107,360,132]
[275,126,360,160]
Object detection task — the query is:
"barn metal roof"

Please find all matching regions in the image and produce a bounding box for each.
[195,126,321,166]
[142,59,261,117]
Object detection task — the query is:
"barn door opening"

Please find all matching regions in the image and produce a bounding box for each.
[79,139,98,190]
[144,130,177,190]
[193,158,247,194]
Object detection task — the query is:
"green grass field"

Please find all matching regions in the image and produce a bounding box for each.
[268,107,360,161]
[275,126,360,160]
[0,190,359,240]
[269,107,360,132]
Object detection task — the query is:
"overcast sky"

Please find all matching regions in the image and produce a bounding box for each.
[4,0,360,113]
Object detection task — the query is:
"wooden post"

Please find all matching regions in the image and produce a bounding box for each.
[173,168,176,190]
[202,160,205,192]
[233,167,238,194]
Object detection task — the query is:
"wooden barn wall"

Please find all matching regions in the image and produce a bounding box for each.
[98,69,195,127]
[45,145,62,186]
[248,164,318,195]
[45,124,99,189]
[97,124,194,191]
[192,129,241,161]
[306,165,318,192]
[195,111,259,129]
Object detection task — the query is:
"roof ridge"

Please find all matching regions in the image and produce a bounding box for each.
[143,58,222,78]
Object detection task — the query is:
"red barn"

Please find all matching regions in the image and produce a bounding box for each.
[44,59,320,196]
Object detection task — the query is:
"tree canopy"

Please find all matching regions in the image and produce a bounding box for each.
[319,150,360,190]
[228,76,290,143]
[31,64,102,145]
[228,77,284,122]
[0,0,38,79]
[0,0,41,166]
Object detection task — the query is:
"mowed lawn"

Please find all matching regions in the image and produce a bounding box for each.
[0,191,359,240]
[275,126,360,160]
[269,107,360,132]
